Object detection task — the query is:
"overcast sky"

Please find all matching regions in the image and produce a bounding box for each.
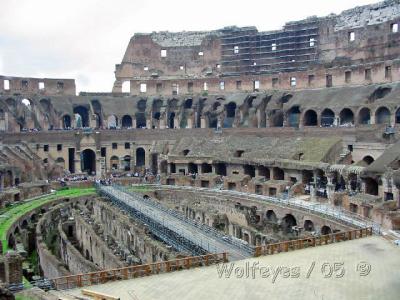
[0,0,379,93]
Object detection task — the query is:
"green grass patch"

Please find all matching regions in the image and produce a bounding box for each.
[0,187,95,253]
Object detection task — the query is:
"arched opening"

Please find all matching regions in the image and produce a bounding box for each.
[188,163,198,174]
[21,98,31,108]
[63,115,71,129]
[339,108,354,126]
[375,106,391,124]
[168,112,175,128]
[321,109,335,127]
[266,210,277,223]
[21,219,28,229]
[321,225,332,235]
[121,115,132,128]
[281,214,297,232]
[136,99,147,128]
[110,156,119,170]
[73,106,90,128]
[358,107,371,125]
[184,98,193,109]
[56,157,65,169]
[362,156,374,166]
[81,149,96,175]
[136,113,146,128]
[273,167,284,180]
[123,155,131,171]
[258,166,270,179]
[287,106,301,127]
[208,116,218,129]
[304,220,315,232]
[223,102,236,128]
[107,115,118,129]
[201,163,212,173]
[396,108,400,124]
[365,177,378,196]
[214,163,227,176]
[270,110,283,127]
[136,148,145,167]
[243,165,255,178]
[303,109,318,126]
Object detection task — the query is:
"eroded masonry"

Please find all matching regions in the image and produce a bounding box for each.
[1,0,400,294]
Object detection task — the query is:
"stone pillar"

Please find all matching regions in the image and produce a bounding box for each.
[74,152,81,173]
[132,118,137,129]
[4,251,23,285]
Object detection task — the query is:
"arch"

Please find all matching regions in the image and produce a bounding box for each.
[303,109,318,126]
[107,115,118,129]
[223,102,236,128]
[265,210,277,223]
[375,106,391,124]
[339,108,354,126]
[362,155,374,166]
[73,106,90,128]
[201,163,212,173]
[188,163,198,174]
[287,106,301,127]
[321,108,335,127]
[123,155,131,171]
[56,157,65,168]
[136,148,145,167]
[62,115,71,129]
[273,167,284,180]
[168,112,175,128]
[121,115,132,128]
[40,98,51,111]
[304,220,315,232]
[320,225,332,235]
[208,116,218,129]
[214,163,227,176]
[81,149,96,175]
[270,110,284,127]
[110,155,119,170]
[244,165,255,178]
[184,98,193,109]
[137,99,147,112]
[258,166,270,179]
[135,113,146,128]
[358,107,371,125]
[281,214,297,232]
[21,219,28,229]
[396,108,400,124]
[365,177,378,196]
[6,98,16,108]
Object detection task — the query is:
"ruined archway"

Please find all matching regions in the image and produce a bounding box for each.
[223,102,236,128]
[321,225,332,235]
[270,110,284,127]
[362,155,374,166]
[358,107,371,125]
[107,115,118,129]
[110,156,119,170]
[321,108,335,127]
[273,167,284,180]
[281,214,297,232]
[365,177,378,196]
[304,220,315,232]
[62,115,71,129]
[339,108,354,126]
[266,210,277,223]
[73,106,90,128]
[121,115,132,128]
[287,106,301,127]
[123,155,131,171]
[303,109,318,126]
[81,149,96,175]
[375,106,391,124]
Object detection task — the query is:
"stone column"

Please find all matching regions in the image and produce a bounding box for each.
[4,251,23,285]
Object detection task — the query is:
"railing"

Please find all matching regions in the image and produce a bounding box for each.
[51,252,228,290]
[254,227,372,257]
[144,184,381,234]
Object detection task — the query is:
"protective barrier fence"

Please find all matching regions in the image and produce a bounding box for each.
[51,252,228,290]
[254,227,372,257]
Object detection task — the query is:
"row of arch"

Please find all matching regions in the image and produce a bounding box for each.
[288,106,397,127]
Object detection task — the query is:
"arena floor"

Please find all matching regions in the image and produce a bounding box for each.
[63,236,400,300]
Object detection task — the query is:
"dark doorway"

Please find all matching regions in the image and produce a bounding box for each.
[81,149,96,175]
[136,148,145,167]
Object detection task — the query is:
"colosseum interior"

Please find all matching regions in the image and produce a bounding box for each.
[1,1,400,299]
